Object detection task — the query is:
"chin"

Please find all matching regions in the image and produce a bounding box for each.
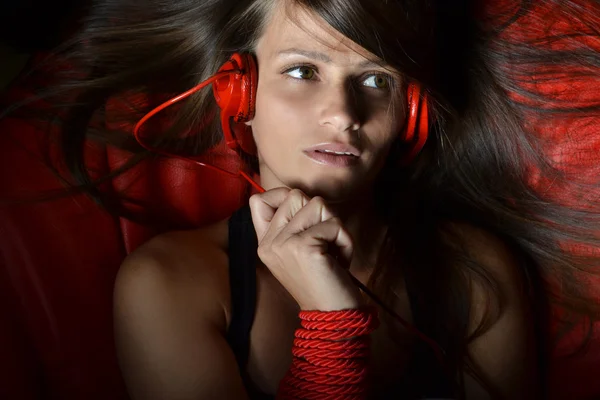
[286,177,365,204]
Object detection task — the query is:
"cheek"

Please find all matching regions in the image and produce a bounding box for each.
[257,80,316,122]
[370,106,404,148]
[365,101,406,167]
[250,79,318,148]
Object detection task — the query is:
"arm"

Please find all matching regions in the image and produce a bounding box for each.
[113,237,250,400]
[457,225,539,400]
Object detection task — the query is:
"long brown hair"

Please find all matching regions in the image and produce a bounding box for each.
[3,0,600,397]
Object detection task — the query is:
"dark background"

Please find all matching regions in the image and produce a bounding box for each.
[0,0,87,89]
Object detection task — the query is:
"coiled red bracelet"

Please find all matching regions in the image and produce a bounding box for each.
[277,307,379,400]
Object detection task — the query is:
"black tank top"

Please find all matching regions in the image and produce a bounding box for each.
[226,205,454,399]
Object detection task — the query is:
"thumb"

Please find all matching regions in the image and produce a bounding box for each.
[248,187,291,241]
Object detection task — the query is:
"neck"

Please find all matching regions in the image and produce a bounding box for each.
[325,189,388,282]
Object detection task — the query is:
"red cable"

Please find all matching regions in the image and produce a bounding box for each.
[132,69,266,194]
[347,276,446,367]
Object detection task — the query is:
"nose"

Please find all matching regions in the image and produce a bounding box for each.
[318,82,361,133]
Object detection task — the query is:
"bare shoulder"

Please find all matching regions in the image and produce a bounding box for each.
[115,218,232,329]
[445,222,538,399]
[444,221,525,288]
[113,218,250,399]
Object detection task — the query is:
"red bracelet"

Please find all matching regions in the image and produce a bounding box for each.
[276,307,379,400]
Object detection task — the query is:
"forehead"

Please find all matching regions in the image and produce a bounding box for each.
[255,1,380,65]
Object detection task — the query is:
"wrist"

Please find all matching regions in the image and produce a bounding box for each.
[297,291,365,312]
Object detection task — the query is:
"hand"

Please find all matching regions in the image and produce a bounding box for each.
[248,188,363,311]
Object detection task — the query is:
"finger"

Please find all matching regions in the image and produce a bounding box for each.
[296,218,354,268]
[280,196,335,238]
[267,189,311,234]
[249,187,291,241]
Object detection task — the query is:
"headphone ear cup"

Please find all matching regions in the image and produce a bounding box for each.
[404,83,420,143]
[400,82,429,164]
[213,53,258,155]
[415,88,429,150]
[235,53,257,123]
[234,54,258,155]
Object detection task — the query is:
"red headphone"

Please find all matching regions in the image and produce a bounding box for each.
[211,53,429,161]
[134,52,430,191]
[133,53,444,367]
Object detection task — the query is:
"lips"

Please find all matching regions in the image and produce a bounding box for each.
[305,143,361,157]
[303,143,361,167]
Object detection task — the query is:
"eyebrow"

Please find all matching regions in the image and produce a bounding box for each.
[276,47,384,69]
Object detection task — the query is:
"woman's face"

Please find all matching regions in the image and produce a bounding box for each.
[248,2,405,202]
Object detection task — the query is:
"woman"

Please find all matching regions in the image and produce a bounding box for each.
[109,0,598,398]
[9,0,598,398]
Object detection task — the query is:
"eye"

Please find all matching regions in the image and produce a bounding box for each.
[285,65,317,80]
[362,74,391,89]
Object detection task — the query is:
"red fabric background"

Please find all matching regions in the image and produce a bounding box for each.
[1,1,599,398]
